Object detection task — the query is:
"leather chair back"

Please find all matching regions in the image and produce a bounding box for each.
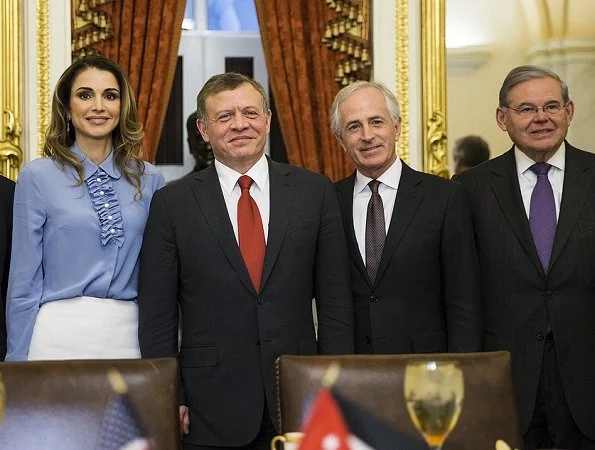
[0,358,179,450]
[276,351,522,450]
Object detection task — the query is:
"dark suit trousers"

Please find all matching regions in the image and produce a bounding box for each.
[524,336,595,450]
[181,401,276,450]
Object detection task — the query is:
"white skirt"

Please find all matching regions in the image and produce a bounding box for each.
[28,296,141,361]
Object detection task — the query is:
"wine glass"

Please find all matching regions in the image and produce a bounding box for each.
[404,361,464,450]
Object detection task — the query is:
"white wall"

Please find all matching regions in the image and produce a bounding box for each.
[446,0,531,162]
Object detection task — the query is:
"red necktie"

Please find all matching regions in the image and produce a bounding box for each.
[237,175,266,292]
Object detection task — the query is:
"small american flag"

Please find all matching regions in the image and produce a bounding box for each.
[96,369,150,450]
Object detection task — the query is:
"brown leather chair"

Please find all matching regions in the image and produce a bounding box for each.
[276,351,522,450]
[0,358,179,450]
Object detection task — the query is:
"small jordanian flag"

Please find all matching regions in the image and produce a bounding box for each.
[298,364,426,450]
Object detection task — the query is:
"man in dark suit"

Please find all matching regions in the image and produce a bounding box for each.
[0,175,14,360]
[454,65,595,449]
[138,73,354,449]
[331,81,481,355]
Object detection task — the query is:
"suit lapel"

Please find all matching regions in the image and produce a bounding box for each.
[191,165,256,293]
[260,159,294,290]
[375,163,423,283]
[550,145,592,270]
[489,149,544,276]
[337,164,425,287]
[336,174,368,282]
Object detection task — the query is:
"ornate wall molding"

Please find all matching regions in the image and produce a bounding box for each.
[528,37,595,64]
[447,45,492,75]
[395,0,409,164]
[37,0,50,158]
[0,0,23,179]
[527,37,595,151]
[421,0,448,177]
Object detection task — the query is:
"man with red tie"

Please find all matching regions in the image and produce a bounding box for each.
[138,72,354,450]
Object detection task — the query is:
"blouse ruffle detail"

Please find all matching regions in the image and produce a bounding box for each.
[86,168,125,247]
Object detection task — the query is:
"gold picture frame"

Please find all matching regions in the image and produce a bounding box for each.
[37,0,50,159]
[396,0,447,176]
[395,0,409,164]
[420,0,448,177]
[0,0,24,179]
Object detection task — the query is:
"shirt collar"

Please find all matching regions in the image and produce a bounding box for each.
[354,157,402,195]
[515,141,566,177]
[71,143,121,180]
[215,153,269,195]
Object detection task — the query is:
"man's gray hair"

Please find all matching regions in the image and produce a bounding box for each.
[330,81,401,136]
[499,65,569,107]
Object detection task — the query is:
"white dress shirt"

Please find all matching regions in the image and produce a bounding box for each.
[214,154,270,243]
[353,158,402,261]
[515,142,565,221]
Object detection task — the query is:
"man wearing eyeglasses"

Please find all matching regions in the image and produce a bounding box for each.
[454,65,595,449]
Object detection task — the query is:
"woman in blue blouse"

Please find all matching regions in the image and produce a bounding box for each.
[5,55,165,361]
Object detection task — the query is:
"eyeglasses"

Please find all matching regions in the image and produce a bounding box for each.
[502,103,568,118]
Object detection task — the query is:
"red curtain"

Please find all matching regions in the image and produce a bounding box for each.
[96,0,185,163]
[255,0,354,181]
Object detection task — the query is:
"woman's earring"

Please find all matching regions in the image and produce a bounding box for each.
[67,120,70,134]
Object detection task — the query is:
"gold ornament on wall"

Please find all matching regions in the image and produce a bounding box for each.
[421,0,449,178]
[71,0,114,61]
[395,0,409,165]
[426,110,448,178]
[37,0,50,159]
[0,0,23,179]
[321,0,372,87]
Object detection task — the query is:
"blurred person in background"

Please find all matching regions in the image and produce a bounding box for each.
[452,134,490,175]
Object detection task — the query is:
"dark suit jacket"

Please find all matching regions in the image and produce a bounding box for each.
[138,158,354,447]
[454,144,595,438]
[335,162,481,354]
[0,175,14,360]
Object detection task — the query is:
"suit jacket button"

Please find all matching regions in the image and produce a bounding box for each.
[256,340,261,348]
[537,333,545,341]
[369,295,378,303]
[364,336,371,344]
[257,297,264,305]
[545,290,553,299]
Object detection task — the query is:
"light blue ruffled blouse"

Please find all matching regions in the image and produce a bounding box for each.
[5,145,165,361]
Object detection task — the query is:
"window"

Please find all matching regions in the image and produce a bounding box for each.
[184,0,259,32]
[182,0,195,30]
